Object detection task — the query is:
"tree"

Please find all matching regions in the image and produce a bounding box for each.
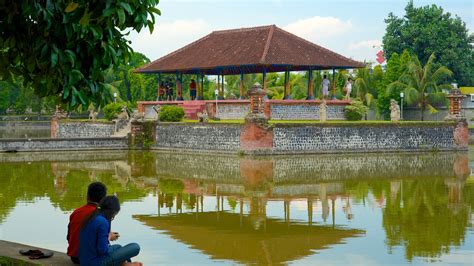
[0,1,160,110]
[382,1,474,85]
[387,53,452,121]
[354,67,377,106]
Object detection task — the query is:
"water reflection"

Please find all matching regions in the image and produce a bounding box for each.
[0,151,472,264]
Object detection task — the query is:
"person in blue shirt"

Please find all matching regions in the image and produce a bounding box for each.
[79,196,142,266]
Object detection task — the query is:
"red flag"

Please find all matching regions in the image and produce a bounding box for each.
[376,50,385,64]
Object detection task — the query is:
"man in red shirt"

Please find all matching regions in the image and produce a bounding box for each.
[67,182,107,264]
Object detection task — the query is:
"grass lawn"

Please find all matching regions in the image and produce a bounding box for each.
[0,256,38,266]
[182,119,450,125]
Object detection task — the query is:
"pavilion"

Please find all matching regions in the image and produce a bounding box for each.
[134,212,363,265]
[135,24,365,100]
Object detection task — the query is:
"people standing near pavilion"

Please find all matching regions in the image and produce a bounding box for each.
[158,81,165,101]
[67,182,108,264]
[189,79,197,100]
[343,77,352,100]
[321,74,330,99]
[166,79,173,101]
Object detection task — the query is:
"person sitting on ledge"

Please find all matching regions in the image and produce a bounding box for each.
[67,182,108,264]
[79,196,142,266]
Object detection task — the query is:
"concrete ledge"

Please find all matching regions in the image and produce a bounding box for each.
[0,240,72,265]
[0,137,128,152]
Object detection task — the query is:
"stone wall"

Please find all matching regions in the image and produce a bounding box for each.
[138,100,349,121]
[270,102,346,120]
[153,152,241,182]
[209,103,249,120]
[152,121,466,154]
[154,123,241,151]
[272,152,463,183]
[0,150,127,163]
[0,137,127,152]
[56,121,115,138]
[273,123,460,152]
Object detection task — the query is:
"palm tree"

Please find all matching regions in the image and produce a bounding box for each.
[387,53,452,121]
[353,67,377,119]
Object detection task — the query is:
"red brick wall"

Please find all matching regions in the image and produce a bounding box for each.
[240,121,273,151]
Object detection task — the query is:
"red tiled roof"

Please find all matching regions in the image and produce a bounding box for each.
[135,25,365,75]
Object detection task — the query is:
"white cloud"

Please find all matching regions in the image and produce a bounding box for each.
[349,39,382,51]
[346,39,384,63]
[282,16,364,61]
[283,16,353,41]
[128,19,210,60]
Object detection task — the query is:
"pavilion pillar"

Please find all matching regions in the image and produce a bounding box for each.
[198,74,204,100]
[221,75,225,99]
[196,74,203,100]
[217,74,224,100]
[284,70,291,100]
[331,198,335,228]
[308,198,313,226]
[262,69,267,91]
[239,72,245,99]
[217,74,221,99]
[156,73,161,101]
[306,68,314,100]
[331,68,336,100]
[176,73,183,101]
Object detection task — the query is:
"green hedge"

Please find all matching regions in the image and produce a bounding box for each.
[344,100,369,121]
[159,105,185,122]
[103,102,127,121]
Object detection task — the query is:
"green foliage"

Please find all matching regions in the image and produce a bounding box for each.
[0,84,9,114]
[103,102,127,121]
[0,1,161,110]
[387,53,452,121]
[115,52,158,103]
[345,100,369,121]
[383,1,473,85]
[158,179,184,194]
[0,256,36,266]
[0,78,55,115]
[222,70,337,100]
[353,66,381,109]
[159,105,185,122]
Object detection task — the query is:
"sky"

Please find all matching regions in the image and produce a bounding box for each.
[127,0,473,64]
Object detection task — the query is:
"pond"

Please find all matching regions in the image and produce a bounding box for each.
[0,150,473,265]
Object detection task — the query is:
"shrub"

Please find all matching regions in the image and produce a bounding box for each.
[158,179,184,194]
[103,102,127,121]
[159,105,185,122]
[345,100,369,121]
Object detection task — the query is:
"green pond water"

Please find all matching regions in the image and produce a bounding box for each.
[0,150,473,265]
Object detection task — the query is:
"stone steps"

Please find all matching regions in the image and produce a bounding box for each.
[181,102,206,119]
[113,121,131,137]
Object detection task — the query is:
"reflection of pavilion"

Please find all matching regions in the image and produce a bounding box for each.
[156,179,344,226]
[135,212,363,265]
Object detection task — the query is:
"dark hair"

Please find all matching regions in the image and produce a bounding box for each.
[348,77,352,81]
[323,74,327,78]
[81,196,120,230]
[87,182,107,203]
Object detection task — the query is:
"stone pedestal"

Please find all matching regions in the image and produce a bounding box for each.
[453,118,468,148]
[240,116,273,152]
[445,84,466,120]
[51,118,58,138]
[240,83,273,153]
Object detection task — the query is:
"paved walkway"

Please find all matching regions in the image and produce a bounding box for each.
[0,240,73,265]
